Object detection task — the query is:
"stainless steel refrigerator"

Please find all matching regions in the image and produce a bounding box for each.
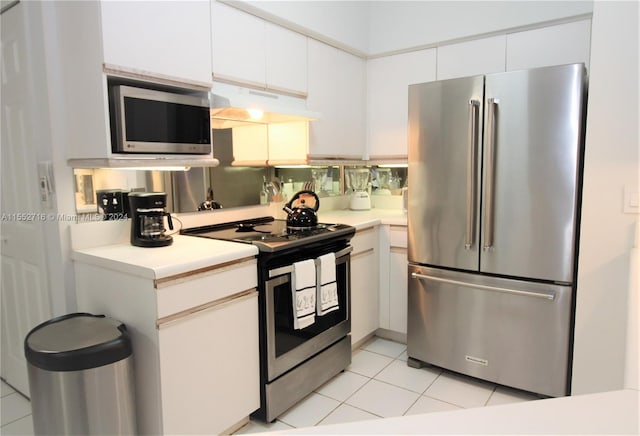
[406,63,587,398]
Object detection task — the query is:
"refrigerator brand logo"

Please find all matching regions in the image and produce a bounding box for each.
[465,355,489,366]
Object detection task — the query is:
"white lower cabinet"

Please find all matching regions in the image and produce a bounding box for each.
[350,227,379,346]
[74,258,259,435]
[158,291,259,435]
[389,248,408,334]
[379,225,408,336]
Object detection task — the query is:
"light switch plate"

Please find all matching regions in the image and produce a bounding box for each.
[624,185,640,214]
[37,161,54,210]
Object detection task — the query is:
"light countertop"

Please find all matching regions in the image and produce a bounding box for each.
[272,389,639,435]
[318,209,407,230]
[71,234,258,280]
[70,207,403,280]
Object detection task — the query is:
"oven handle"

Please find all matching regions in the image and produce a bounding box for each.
[268,246,353,278]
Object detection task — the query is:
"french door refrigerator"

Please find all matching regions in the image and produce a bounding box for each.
[407,63,587,398]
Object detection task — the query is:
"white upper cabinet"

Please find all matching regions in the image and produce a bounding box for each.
[267,122,309,165]
[506,19,592,71]
[100,0,212,85]
[307,39,366,160]
[436,35,507,80]
[367,49,436,159]
[211,2,307,96]
[230,122,309,166]
[53,1,213,162]
[231,124,269,166]
[265,22,308,95]
[211,2,266,88]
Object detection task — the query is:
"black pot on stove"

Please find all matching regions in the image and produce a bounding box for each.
[282,190,320,229]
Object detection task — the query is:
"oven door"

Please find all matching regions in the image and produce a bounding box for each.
[265,246,351,381]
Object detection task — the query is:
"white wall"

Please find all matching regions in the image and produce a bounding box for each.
[230,0,370,55]
[40,1,82,314]
[368,1,593,55]
[572,0,639,394]
[236,0,593,57]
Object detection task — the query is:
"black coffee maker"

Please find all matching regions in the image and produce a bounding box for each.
[128,192,174,247]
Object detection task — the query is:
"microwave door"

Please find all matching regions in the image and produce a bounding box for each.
[480,64,586,283]
[112,85,212,155]
[407,75,484,272]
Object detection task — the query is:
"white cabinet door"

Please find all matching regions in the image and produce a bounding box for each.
[211,1,266,87]
[308,39,366,160]
[100,1,212,84]
[350,228,379,346]
[231,124,269,166]
[436,35,506,80]
[336,49,366,158]
[379,225,408,335]
[158,292,260,435]
[267,122,309,165]
[265,22,308,95]
[367,49,436,159]
[212,3,307,95]
[506,19,592,71]
[389,249,408,334]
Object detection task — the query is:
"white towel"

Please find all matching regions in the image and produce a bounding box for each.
[317,253,339,315]
[292,259,316,329]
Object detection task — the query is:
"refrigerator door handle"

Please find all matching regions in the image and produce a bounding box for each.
[410,272,556,301]
[483,98,499,251]
[466,99,480,249]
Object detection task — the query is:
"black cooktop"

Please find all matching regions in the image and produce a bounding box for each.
[181,216,355,252]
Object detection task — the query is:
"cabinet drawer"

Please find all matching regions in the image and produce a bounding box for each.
[156,258,257,318]
[389,225,407,248]
[351,227,377,255]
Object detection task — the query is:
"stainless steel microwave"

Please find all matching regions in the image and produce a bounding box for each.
[110,85,212,155]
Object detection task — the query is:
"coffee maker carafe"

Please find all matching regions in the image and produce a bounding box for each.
[128,192,174,247]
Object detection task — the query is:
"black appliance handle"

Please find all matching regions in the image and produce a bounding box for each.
[166,213,174,231]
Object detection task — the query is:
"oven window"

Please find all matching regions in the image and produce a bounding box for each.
[271,260,348,358]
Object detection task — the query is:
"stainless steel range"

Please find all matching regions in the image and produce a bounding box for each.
[182,216,355,421]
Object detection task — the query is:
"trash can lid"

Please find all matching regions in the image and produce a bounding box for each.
[25,313,132,372]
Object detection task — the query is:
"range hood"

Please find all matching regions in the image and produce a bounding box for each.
[210,82,320,129]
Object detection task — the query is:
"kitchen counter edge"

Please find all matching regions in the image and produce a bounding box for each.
[72,234,259,280]
[318,209,407,230]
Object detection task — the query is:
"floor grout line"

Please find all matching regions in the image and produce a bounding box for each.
[0,393,32,428]
[484,386,499,406]
[2,340,537,433]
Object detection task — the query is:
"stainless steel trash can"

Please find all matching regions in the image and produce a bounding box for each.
[24,313,137,435]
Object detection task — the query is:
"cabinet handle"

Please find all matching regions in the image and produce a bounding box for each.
[154,256,256,288]
[411,272,555,301]
[351,247,374,259]
[157,289,257,328]
[356,226,375,235]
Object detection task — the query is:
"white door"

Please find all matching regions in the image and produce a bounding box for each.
[1,1,53,396]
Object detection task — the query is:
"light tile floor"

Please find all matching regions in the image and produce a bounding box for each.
[0,337,541,435]
[1,381,33,435]
[235,337,541,433]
